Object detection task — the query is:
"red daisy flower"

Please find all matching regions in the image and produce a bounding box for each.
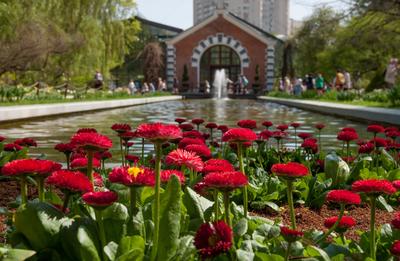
[124,141,134,147]
[95,151,112,160]
[46,170,92,193]
[326,190,361,205]
[391,212,400,229]
[315,123,326,130]
[178,137,205,149]
[324,216,356,231]
[194,220,233,259]
[194,181,209,196]
[370,137,387,147]
[119,131,138,141]
[0,136,5,142]
[301,139,318,154]
[54,143,75,154]
[217,125,229,133]
[82,191,118,208]
[3,143,23,152]
[342,156,356,163]
[93,172,104,187]
[358,143,375,154]
[14,138,37,147]
[175,118,186,124]
[109,166,155,187]
[237,119,257,129]
[386,130,400,139]
[182,130,205,140]
[393,180,400,190]
[298,132,312,140]
[76,128,97,134]
[222,128,257,143]
[271,131,287,140]
[70,157,100,170]
[185,144,212,159]
[262,121,273,128]
[277,124,289,131]
[136,123,182,143]
[203,171,248,191]
[165,149,204,172]
[161,170,185,184]
[259,130,272,140]
[202,133,211,140]
[125,154,140,164]
[191,118,205,125]
[271,162,309,179]
[179,123,194,131]
[205,123,218,129]
[290,122,301,128]
[2,159,62,177]
[391,241,400,256]
[203,159,235,174]
[367,124,385,134]
[337,131,359,142]
[71,132,112,151]
[111,123,131,133]
[352,179,396,195]
[280,227,303,242]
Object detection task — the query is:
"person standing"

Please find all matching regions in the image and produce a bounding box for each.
[344,70,352,90]
[94,70,103,89]
[306,74,314,90]
[128,79,136,95]
[335,70,345,91]
[315,73,325,95]
[385,58,399,88]
[173,77,179,94]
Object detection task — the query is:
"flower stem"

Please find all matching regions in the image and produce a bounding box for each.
[223,191,231,227]
[346,141,350,161]
[213,190,219,221]
[237,142,248,218]
[119,137,124,166]
[284,242,291,261]
[294,128,297,150]
[316,204,345,243]
[87,150,94,190]
[340,233,346,245]
[37,177,45,202]
[95,210,106,261]
[62,192,71,213]
[130,186,137,216]
[286,180,296,229]
[369,196,376,260]
[66,153,71,170]
[150,142,162,261]
[20,177,28,204]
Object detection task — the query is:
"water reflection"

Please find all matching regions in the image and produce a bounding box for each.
[0,99,369,161]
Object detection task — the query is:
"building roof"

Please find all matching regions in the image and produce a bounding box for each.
[135,16,184,33]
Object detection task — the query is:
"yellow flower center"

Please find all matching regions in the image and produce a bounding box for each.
[128,167,144,178]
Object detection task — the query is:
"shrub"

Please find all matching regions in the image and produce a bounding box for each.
[388,85,400,106]
[337,90,357,101]
[363,89,389,103]
[301,90,318,99]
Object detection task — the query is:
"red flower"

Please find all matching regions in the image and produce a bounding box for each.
[125,155,140,164]
[178,137,205,149]
[76,128,97,134]
[315,123,325,130]
[217,125,229,133]
[370,137,387,147]
[352,179,396,195]
[271,131,287,140]
[341,127,357,132]
[386,130,400,139]
[237,119,257,129]
[262,121,273,128]
[165,149,204,172]
[183,130,205,140]
[205,123,218,129]
[222,128,257,143]
[277,124,288,131]
[3,143,23,152]
[280,227,303,242]
[54,143,75,154]
[391,212,400,229]
[14,138,37,147]
[0,136,5,142]
[179,123,194,131]
[298,132,312,140]
[46,170,92,193]
[271,162,309,179]
[203,159,235,174]
[191,118,205,125]
[71,132,112,151]
[393,180,400,190]
[161,170,185,184]
[202,133,211,140]
[119,131,138,141]
[111,123,131,133]
[82,191,118,208]
[93,172,104,187]
[367,124,385,134]
[337,130,359,142]
[324,216,356,231]
[136,123,182,143]
[326,190,361,205]
[95,151,112,160]
[259,130,272,140]
[391,241,400,256]
[203,171,248,191]
[124,141,134,147]
[194,181,209,196]
[185,144,212,159]
[290,122,301,128]
[109,166,154,187]
[70,157,100,170]
[2,159,61,177]
[358,143,375,154]
[194,221,233,259]
[175,118,186,124]
[301,139,318,154]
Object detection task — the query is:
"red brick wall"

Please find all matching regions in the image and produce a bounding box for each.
[173,15,268,90]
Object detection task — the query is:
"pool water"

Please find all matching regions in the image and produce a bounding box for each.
[0,99,370,162]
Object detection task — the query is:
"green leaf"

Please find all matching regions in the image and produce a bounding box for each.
[255,253,284,261]
[252,223,281,241]
[102,203,129,243]
[183,187,213,221]
[104,241,118,261]
[14,202,66,251]
[170,235,196,261]
[0,247,36,261]
[237,249,255,261]
[306,245,330,261]
[234,218,248,237]
[115,236,144,261]
[377,196,393,212]
[156,175,182,261]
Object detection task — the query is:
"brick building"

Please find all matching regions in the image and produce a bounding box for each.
[166,9,283,93]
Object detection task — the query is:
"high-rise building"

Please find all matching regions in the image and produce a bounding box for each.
[193,0,289,36]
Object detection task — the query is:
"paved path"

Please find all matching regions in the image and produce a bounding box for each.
[0,96,182,123]
[259,96,400,125]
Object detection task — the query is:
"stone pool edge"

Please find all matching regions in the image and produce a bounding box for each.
[258,96,400,125]
[0,96,183,123]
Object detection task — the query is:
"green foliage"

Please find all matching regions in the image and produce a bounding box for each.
[388,84,400,106]
[0,247,36,261]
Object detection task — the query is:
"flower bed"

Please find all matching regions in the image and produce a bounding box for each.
[0,120,399,260]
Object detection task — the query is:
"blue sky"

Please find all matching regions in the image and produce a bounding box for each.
[135,0,348,29]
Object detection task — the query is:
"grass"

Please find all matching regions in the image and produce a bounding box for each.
[0,91,174,106]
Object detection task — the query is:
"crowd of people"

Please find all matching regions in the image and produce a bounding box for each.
[126,77,167,95]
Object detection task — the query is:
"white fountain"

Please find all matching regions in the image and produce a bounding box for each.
[212,69,227,99]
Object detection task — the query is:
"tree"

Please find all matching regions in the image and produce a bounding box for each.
[142,42,164,83]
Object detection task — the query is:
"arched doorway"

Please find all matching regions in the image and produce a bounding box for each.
[199,45,241,92]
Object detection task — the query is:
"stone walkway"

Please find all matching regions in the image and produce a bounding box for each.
[259,96,400,125]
